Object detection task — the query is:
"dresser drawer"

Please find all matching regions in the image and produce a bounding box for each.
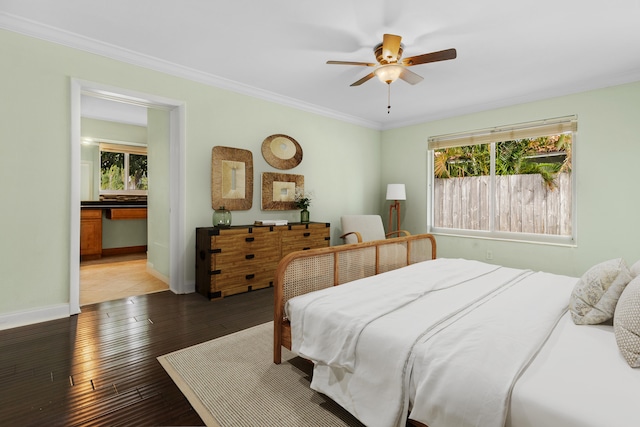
[208,227,277,250]
[212,245,279,270]
[210,268,275,298]
[195,223,330,300]
[210,231,279,270]
[210,249,279,273]
[281,224,330,256]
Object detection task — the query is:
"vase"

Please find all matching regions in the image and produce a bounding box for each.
[212,206,232,228]
[300,209,310,223]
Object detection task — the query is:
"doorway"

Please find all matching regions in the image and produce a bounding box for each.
[79,94,163,305]
[70,79,187,315]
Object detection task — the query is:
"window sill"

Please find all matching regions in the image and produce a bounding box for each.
[429,228,577,248]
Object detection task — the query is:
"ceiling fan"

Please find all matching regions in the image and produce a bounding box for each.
[327,33,457,87]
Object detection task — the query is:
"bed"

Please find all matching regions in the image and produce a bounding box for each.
[273,234,640,427]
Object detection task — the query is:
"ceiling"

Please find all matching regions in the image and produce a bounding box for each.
[81,95,148,127]
[2,0,640,129]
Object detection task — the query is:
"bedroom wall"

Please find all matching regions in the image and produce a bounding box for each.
[4,23,636,328]
[381,80,640,277]
[0,28,381,328]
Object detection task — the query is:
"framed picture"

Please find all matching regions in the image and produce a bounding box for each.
[211,146,253,210]
[261,172,304,210]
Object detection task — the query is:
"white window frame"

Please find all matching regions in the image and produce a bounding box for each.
[99,141,148,196]
[427,116,577,246]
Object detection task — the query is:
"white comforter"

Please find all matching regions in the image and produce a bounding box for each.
[285,258,576,427]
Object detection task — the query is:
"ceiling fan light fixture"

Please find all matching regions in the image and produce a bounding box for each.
[374,64,403,84]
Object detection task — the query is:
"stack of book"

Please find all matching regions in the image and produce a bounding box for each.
[254,219,288,226]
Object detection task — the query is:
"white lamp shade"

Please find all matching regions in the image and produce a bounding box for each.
[386,183,406,201]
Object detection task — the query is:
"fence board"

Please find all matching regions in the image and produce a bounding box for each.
[521,174,536,233]
[480,176,489,230]
[509,175,522,232]
[434,173,571,236]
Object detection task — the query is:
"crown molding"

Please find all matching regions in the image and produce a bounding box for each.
[0,12,382,130]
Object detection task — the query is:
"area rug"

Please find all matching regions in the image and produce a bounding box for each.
[158,322,364,427]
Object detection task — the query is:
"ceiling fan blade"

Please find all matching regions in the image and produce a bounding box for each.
[402,48,457,66]
[398,68,424,85]
[327,60,376,67]
[382,34,402,62]
[350,73,376,86]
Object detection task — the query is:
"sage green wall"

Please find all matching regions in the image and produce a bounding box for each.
[381,81,640,277]
[12,21,635,325]
[101,217,148,250]
[80,143,99,200]
[0,29,381,322]
[146,108,170,279]
[81,117,147,145]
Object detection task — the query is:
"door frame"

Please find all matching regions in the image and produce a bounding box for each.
[70,79,187,314]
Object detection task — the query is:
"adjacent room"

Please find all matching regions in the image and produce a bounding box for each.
[79,95,170,305]
[1,1,639,426]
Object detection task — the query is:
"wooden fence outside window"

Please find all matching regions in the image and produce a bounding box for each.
[433,173,572,235]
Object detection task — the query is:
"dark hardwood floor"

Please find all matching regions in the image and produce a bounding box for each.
[0,287,274,426]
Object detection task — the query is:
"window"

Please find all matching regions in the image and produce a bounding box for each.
[99,142,148,194]
[428,116,576,244]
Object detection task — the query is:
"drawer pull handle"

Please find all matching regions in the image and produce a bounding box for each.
[245,254,255,259]
[303,232,311,237]
[303,247,311,251]
[245,274,255,280]
[245,237,255,242]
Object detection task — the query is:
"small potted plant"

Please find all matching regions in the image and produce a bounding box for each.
[294,188,313,223]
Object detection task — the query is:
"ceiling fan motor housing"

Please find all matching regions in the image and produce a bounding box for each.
[374,42,404,64]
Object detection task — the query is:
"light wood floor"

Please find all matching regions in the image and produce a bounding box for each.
[80,254,169,306]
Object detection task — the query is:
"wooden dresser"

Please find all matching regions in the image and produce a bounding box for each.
[195,222,330,299]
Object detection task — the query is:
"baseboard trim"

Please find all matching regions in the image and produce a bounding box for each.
[0,303,70,331]
[146,261,170,285]
[102,245,147,257]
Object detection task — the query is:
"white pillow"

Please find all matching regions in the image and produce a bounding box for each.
[630,260,640,278]
[614,276,640,367]
[569,258,632,325]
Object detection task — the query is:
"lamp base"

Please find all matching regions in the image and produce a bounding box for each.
[388,200,401,233]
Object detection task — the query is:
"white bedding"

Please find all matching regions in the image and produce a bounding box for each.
[285,258,578,427]
[407,271,573,427]
[507,313,640,427]
[288,258,506,369]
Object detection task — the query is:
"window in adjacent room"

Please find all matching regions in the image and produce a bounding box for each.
[428,115,576,245]
[99,142,148,194]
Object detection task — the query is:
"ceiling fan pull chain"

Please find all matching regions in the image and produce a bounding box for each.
[387,83,391,114]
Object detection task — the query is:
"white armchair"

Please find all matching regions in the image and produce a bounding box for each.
[340,215,410,244]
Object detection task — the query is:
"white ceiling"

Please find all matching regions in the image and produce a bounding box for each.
[2,0,640,129]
